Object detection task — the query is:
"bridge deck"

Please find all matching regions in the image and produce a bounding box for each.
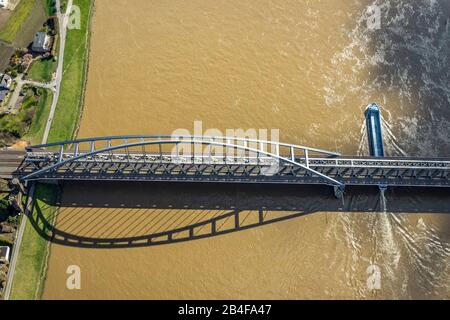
[0,151,25,180]
[15,151,450,188]
[3,134,450,188]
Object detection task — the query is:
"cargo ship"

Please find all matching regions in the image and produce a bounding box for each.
[365,103,385,157]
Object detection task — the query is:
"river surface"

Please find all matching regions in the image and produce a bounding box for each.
[42,0,449,299]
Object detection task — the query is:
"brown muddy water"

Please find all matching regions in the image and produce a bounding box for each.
[42,0,450,299]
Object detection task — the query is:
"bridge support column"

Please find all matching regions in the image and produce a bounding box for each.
[9,179,27,214]
[258,208,264,224]
[334,185,345,200]
[379,184,388,212]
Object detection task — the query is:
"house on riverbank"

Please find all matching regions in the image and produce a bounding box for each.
[0,246,9,262]
[0,73,12,105]
[0,73,12,89]
[31,32,51,53]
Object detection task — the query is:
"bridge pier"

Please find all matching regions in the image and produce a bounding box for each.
[234,210,240,229]
[334,185,345,200]
[378,184,388,212]
[8,179,27,214]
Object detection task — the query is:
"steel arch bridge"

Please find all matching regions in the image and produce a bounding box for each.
[13,135,450,193]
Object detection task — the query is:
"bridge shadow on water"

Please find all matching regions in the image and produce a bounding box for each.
[27,181,450,249]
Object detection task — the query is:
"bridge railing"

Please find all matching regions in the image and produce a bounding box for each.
[306,158,450,169]
[26,134,340,157]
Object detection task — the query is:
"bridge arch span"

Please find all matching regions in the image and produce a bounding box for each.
[21,135,343,186]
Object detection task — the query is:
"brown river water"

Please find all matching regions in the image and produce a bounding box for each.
[41,0,450,299]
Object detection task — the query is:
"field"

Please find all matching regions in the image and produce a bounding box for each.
[12,0,46,48]
[0,9,12,29]
[0,0,36,44]
[0,0,47,47]
[0,43,14,72]
[27,57,57,82]
[47,0,92,142]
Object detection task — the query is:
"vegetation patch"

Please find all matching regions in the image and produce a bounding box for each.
[0,88,40,141]
[60,0,68,13]
[42,0,57,16]
[0,87,52,147]
[0,192,19,299]
[4,49,33,77]
[0,195,9,219]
